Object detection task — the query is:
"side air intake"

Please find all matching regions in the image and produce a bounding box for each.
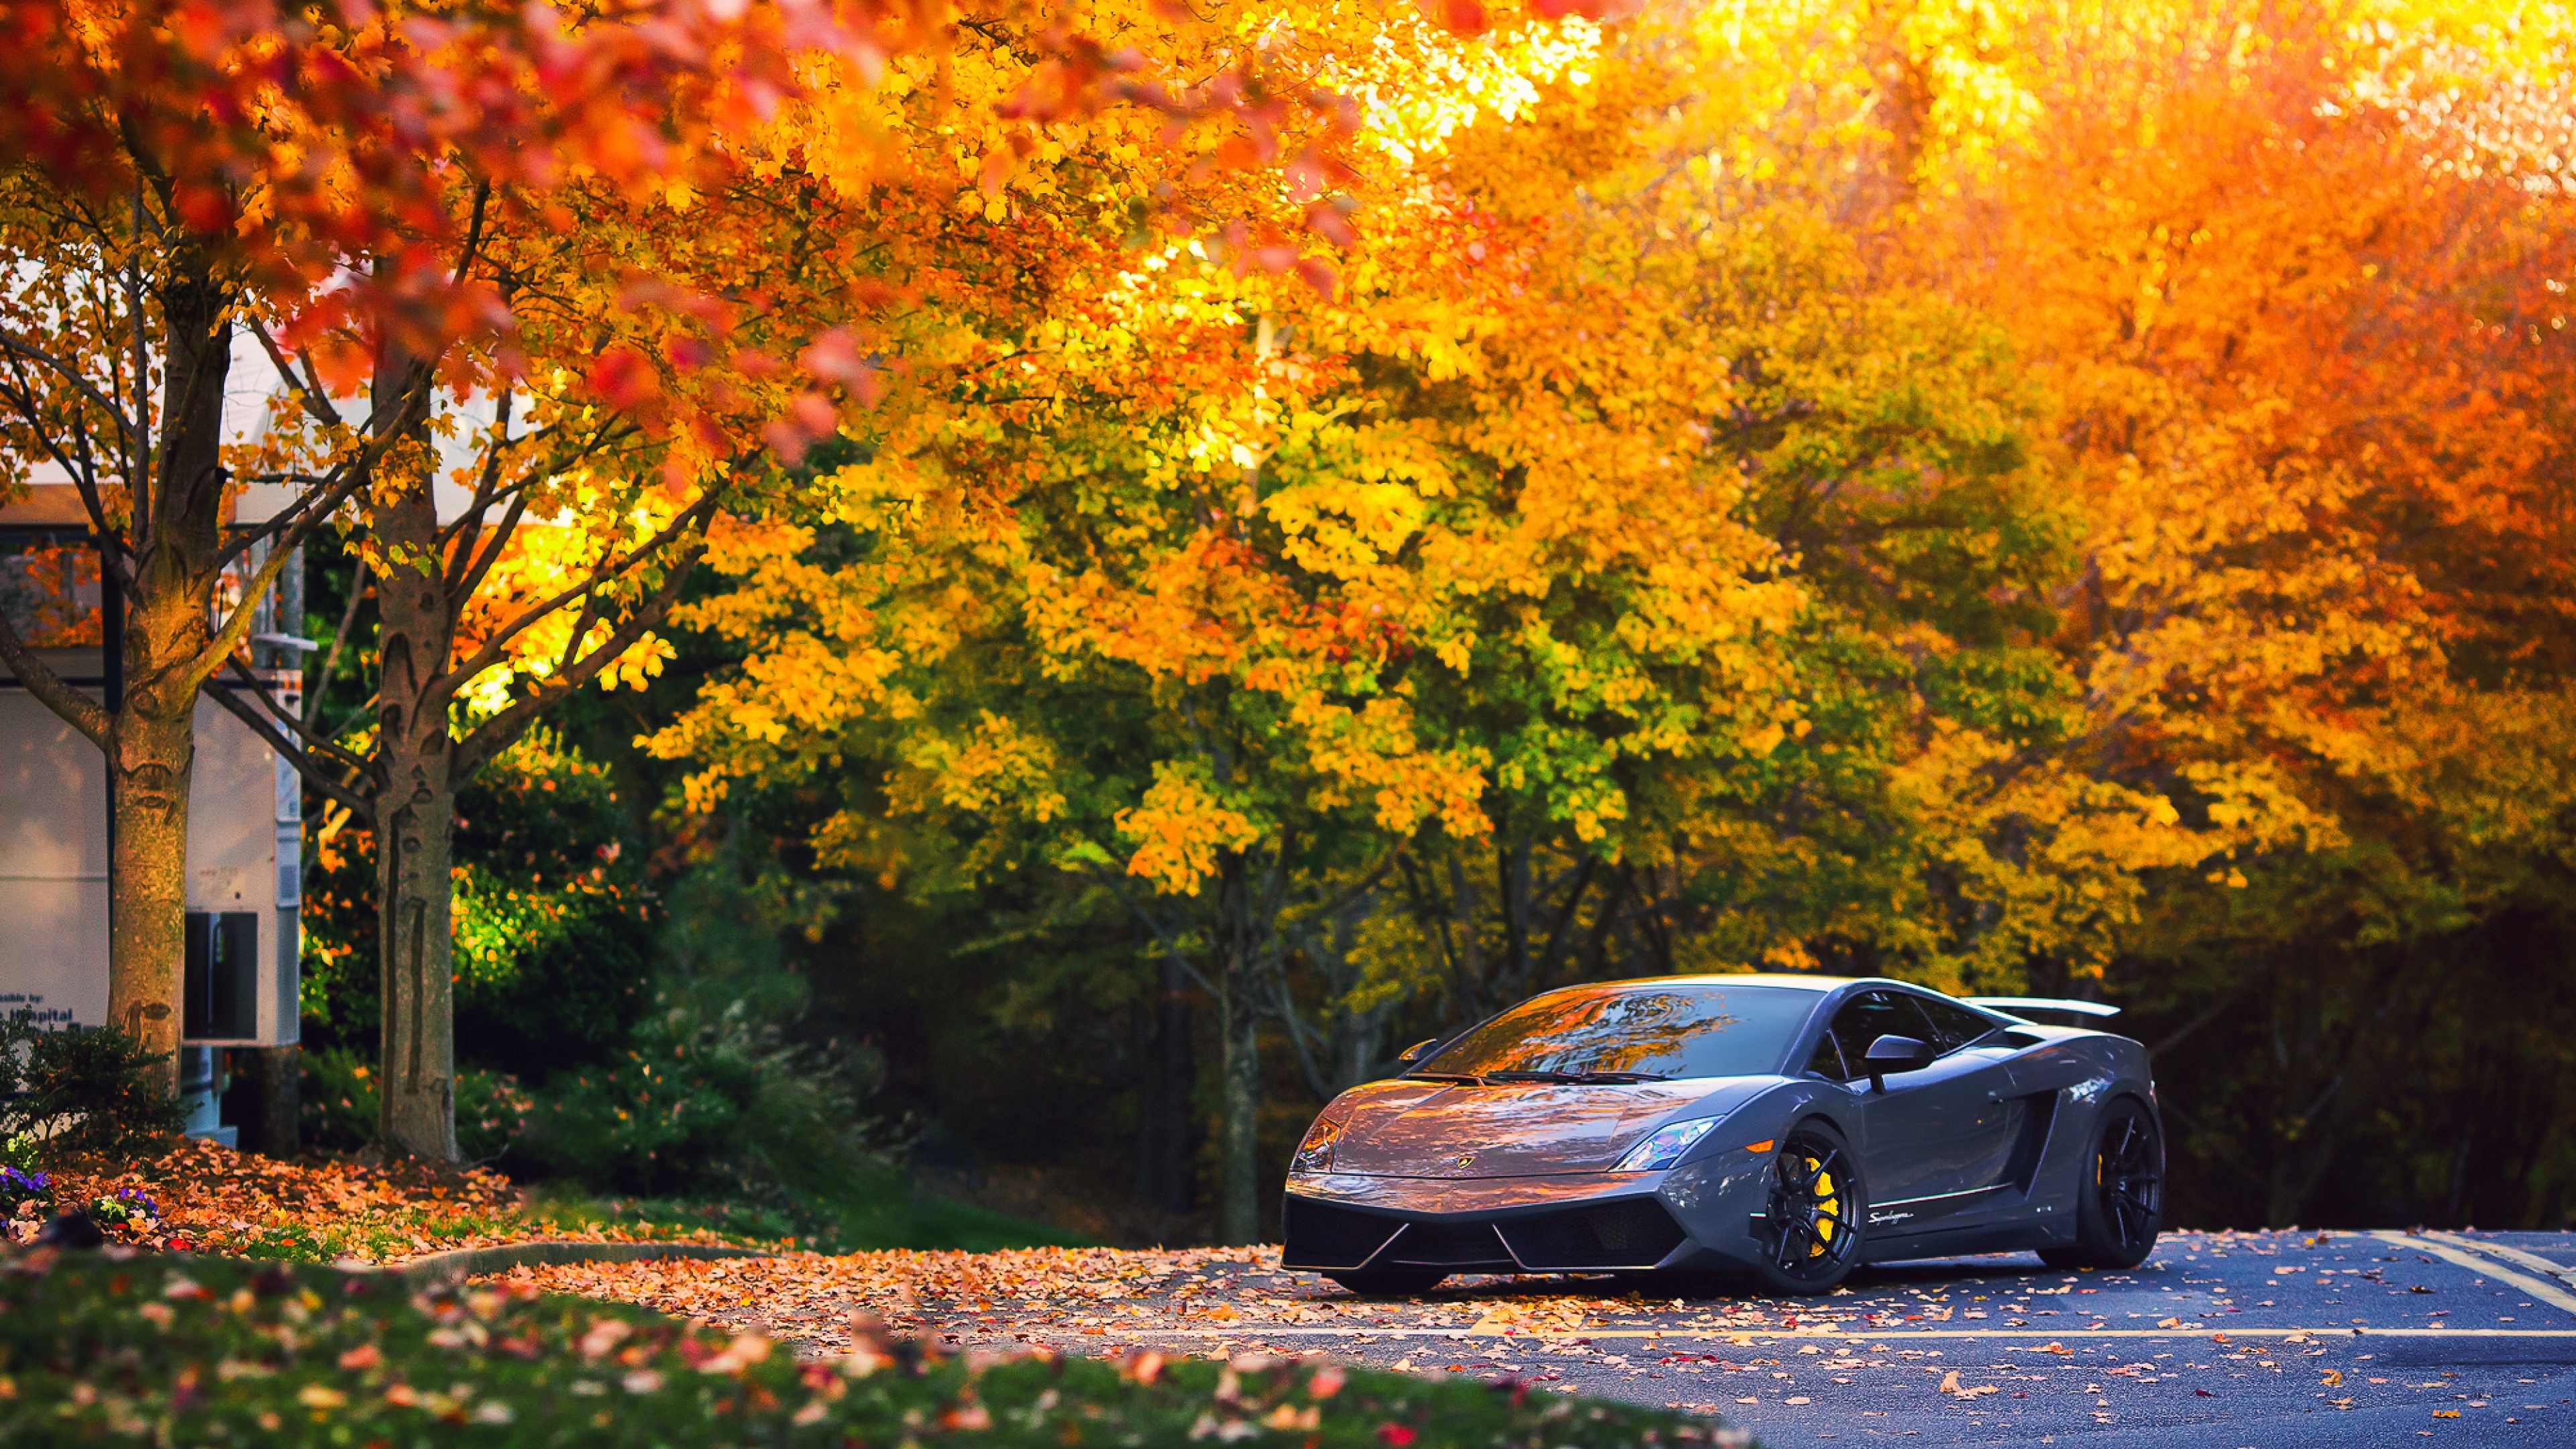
[1281,1197,1403,1271]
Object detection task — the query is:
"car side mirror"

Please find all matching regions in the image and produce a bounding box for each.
[1862,1033,1935,1093]
[1395,1038,1441,1068]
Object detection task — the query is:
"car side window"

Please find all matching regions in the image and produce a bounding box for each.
[1908,995,2002,1055]
[1823,991,1916,1077]
[1803,1028,1847,1080]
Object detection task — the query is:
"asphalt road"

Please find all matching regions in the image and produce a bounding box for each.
[955,1229,2576,1449]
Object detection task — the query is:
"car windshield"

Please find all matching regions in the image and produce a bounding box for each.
[1417,983,1821,1081]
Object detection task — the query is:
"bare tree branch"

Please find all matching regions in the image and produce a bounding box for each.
[451,490,529,606]
[0,327,141,451]
[218,654,368,770]
[179,456,380,702]
[0,605,110,749]
[451,179,493,287]
[449,527,714,780]
[247,317,347,430]
[431,479,723,700]
[199,674,374,814]
[306,557,368,731]
[123,182,154,539]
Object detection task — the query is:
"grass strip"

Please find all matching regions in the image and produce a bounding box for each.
[0,1250,1754,1448]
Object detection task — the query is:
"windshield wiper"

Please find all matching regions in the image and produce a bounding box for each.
[1403,1071,1491,1085]
[1483,1069,1671,1084]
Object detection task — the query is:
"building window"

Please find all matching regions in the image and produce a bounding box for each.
[183,912,259,1042]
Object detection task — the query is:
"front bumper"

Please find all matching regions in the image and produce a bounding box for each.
[1283,1158,1776,1276]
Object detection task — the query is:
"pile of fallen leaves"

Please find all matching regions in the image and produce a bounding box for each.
[493,1244,1822,1361]
[3,1138,753,1264]
[0,1249,1744,1448]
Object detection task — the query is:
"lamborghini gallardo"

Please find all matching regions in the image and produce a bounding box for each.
[1281,975,2162,1295]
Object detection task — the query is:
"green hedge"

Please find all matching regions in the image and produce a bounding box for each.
[0,1253,1749,1449]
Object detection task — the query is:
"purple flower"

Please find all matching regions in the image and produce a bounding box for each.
[0,1165,48,1193]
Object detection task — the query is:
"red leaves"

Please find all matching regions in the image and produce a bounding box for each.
[1426,0,1487,38]
[1428,0,1632,38]
[170,182,235,233]
[588,345,661,409]
[798,329,883,406]
[763,390,842,466]
[1304,199,1359,249]
[788,391,839,436]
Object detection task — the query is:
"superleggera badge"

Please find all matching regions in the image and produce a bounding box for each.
[1456,1153,1475,1169]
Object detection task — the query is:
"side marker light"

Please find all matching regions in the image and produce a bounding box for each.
[1743,1140,1776,1154]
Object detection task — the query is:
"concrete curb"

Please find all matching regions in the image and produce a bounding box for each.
[396,1240,773,1287]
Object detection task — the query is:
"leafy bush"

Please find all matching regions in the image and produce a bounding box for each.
[500,861,908,1220]
[513,992,900,1205]
[0,1013,182,1158]
[299,1049,533,1164]
[0,1254,1738,1449]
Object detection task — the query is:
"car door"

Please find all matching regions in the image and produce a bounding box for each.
[1827,991,2022,1236]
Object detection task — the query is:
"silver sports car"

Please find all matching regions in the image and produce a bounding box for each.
[1281,974,2163,1295]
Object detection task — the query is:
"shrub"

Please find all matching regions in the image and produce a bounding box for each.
[0,1013,183,1158]
[299,1049,533,1164]
[513,992,900,1204]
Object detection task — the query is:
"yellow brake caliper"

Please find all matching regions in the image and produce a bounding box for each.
[1809,1157,1838,1254]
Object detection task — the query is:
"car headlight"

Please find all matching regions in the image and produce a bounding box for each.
[1617,1118,1718,1173]
[1291,1118,1341,1175]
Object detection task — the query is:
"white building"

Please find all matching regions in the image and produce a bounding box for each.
[1,482,304,1147]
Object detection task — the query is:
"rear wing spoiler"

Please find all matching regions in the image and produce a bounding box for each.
[1964,996,2121,1019]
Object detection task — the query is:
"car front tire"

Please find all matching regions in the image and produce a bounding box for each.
[2039,1097,2165,1270]
[1746,1122,1866,1295]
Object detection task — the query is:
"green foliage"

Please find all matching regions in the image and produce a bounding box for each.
[301,728,655,1078]
[511,983,897,1204]
[508,863,906,1213]
[299,1050,532,1165]
[449,728,658,1077]
[0,1254,1727,1449]
[0,1014,182,1159]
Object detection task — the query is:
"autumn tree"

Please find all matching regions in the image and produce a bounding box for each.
[651,12,1833,1238]
[3,0,1389,1158]
[1932,0,2576,1220]
[0,0,843,1093]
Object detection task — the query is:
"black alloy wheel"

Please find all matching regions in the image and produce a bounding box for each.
[2041,1097,2164,1270]
[1749,1123,1864,1295]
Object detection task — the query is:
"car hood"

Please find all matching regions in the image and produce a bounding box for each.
[1324,1076,1772,1177]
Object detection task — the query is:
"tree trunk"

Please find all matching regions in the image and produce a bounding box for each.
[105,705,194,1083]
[370,360,460,1161]
[244,1044,302,1158]
[1215,854,1262,1244]
[106,262,233,1090]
